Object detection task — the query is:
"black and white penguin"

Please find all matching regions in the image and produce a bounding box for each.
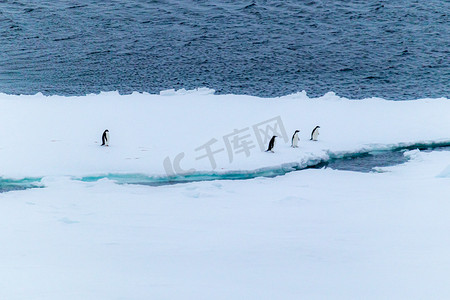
[310,126,320,141]
[291,130,300,148]
[266,135,277,152]
[101,129,110,146]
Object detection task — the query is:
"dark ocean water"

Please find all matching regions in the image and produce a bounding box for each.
[0,0,448,99]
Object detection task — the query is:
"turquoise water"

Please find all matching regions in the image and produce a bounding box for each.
[0,177,42,193]
[78,143,450,187]
[1,143,448,191]
[79,168,292,187]
[77,151,406,186]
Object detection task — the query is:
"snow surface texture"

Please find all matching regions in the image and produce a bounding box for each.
[1,89,450,299]
[0,88,449,178]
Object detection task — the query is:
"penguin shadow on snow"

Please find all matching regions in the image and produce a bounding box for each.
[139,146,150,152]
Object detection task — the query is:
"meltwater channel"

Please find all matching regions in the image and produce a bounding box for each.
[2,142,449,192]
[78,143,450,187]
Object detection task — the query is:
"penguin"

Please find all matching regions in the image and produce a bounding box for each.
[291,130,300,148]
[266,135,277,152]
[101,129,109,146]
[310,126,320,141]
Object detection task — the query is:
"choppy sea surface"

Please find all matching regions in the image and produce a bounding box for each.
[0,0,448,99]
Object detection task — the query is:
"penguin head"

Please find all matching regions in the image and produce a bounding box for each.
[104,129,109,133]
[294,130,300,133]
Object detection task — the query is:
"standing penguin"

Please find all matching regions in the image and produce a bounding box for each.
[266,135,277,152]
[291,130,300,148]
[101,129,110,146]
[310,126,320,141]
